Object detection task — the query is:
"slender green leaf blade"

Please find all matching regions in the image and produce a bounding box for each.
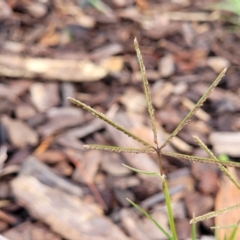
[162,175,178,240]
[126,198,172,240]
[122,164,159,176]
[160,68,226,150]
[134,38,158,146]
[190,204,240,224]
[162,151,240,168]
[68,97,154,149]
[84,145,155,154]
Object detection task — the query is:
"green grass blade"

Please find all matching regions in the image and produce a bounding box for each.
[160,68,226,150]
[190,204,240,224]
[162,151,240,168]
[134,38,158,146]
[84,145,155,154]
[162,175,178,240]
[126,198,172,240]
[68,97,154,149]
[122,164,159,176]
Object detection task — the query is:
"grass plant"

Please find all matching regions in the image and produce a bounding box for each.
[68,39,240,239]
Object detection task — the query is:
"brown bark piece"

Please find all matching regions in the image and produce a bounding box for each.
[10,175,130,240]
[215,168,240,240]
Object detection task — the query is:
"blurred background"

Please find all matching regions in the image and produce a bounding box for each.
[1,0,240,239]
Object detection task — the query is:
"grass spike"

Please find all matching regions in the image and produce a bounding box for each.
[160,68,227,150]
[193,135,240,190]
[211,223,239,230]
[84,145,155,154]
[68,97,154,149]
[190,204,240,224]
[122,164,159,176]
[162,151,240,168]
[134,38,158,146]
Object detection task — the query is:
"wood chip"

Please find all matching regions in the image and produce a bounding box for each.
[0,55,108,82]
[3,221,61,240]
[30,82,60,112]
[209,132,240,157]
[15,104,37,120]
[11,175,130,240]
[1,115,38,148]
[184,191,214,218]
[100,56,124,72]
[101,152,132,176]
[20,156,83,197]
[207,57,230,73]
[158,54,175,77]
[120,88,147,114]
[152,81,173,108]
[120,208,149,240]
[37,107,85,136]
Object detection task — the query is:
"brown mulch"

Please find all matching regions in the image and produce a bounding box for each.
[1,0,240,239]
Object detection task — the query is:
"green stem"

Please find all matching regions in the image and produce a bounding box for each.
[191,214,196,240]
[162,175,178,240]
[157,150,177,239]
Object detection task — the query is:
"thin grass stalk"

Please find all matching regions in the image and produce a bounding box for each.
[162,175,178,240]
[191,220,196,240]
